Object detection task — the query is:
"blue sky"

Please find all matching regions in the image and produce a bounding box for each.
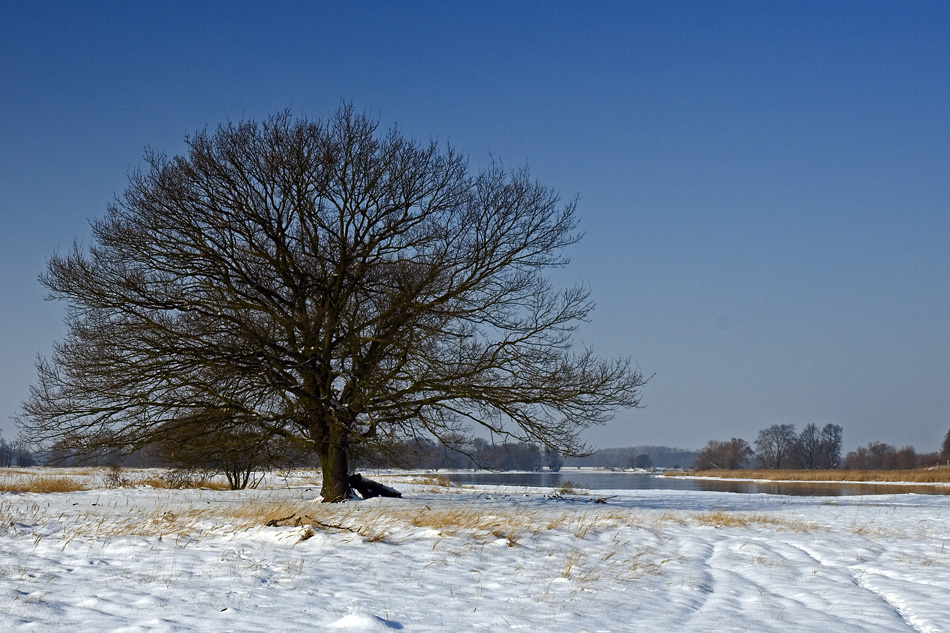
[2,1,948,453]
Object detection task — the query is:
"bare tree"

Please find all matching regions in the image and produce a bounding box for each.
[19,105,644,501]
[796,423,822,469]
[150,418,309,489]
[693,438,752,470]
[845,441,907,470]
[544,445,564,472]
[790,423,843,469]
[0,435,12,467]
[893,446,920,470]
[816,423,843,469]
[632,454,652,470]
[754,424,798,469]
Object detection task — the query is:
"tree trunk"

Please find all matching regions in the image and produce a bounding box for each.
[318,437,351,502]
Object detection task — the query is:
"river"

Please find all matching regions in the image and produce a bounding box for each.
[442,470,950,496]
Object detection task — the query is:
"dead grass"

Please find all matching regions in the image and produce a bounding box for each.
[138,475,232,491]
[229,499,319,528]
[0,467,836,546]
[554,480,586,496]
[415,474,454,487]
[242,502,651,548]
[409,473,458,493]
[86,499,762,545]
[0,467,233,493]
[690,510,819,532]
[0,475,88,493]
[672,467,950,484]
[405,506,532,545]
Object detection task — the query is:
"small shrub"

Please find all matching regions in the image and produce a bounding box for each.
[153,468,223,490]
[424,474,454,487]
[555,480,585,496]
[103,464,133,488]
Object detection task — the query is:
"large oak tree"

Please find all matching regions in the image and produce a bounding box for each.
[20,105,644,501]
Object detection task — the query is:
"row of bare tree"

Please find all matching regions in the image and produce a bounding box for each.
[695,424,950,470]
[694,424,843,470]
[355,437,564,472]
[0,434,35,467]
[36,430,564,484]
[843,441,946,470]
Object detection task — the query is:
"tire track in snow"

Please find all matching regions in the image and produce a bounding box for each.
[788,540,936,633]
[852,567,947,633]
[666,536,800,631]
[669,531,928,632]
[664,539,715,628]
[852,573,921,633]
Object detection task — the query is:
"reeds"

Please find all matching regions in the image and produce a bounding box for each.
[0,466,235,493]
[0,474,88,493]
[671,467,950,484]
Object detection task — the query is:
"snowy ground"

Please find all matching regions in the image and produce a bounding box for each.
[2,469,949,632]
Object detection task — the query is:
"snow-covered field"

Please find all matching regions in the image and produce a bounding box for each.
[2,469,948,632]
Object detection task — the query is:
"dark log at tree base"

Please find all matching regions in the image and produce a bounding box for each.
[348,473,402,499]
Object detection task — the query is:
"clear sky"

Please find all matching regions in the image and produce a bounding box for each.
[2,1,948,453]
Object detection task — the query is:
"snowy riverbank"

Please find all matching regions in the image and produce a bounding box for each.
[2,469,948,632]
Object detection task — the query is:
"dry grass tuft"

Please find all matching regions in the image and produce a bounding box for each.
[140,469,232,490]
[414,474,454,488]
[690,511,751,528]
[408,474,459,493]
[0,475,88,493]
[689,511,818,532]
[406,506,529,545]
[138,476,232,491]
[554,480,586,496]
[408,506,480,533]
[0,467,234,494]
[232,500,316,527]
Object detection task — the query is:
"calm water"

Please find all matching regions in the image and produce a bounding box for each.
[443,471,950,496]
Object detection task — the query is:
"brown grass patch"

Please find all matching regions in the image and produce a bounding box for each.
[690,511,817,532]
[0,475,88,493]
[230,499,322,528]
[554,480,586,496]
[138,475,232,491]
[0,467,234,493]
[670,467,950,484]
[411,474,456,491]
[406,506,530,544]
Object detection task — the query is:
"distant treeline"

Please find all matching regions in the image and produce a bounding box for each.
[354,438,565,472]
[563,445,698,470]
[362,441,697,471]
[37,435,566,473]
[0,435,35,467]
[19,424,950,479]
[695,424,950,471]
[30,433,691,473]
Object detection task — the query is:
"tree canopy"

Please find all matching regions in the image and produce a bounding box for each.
[19,105,644,501]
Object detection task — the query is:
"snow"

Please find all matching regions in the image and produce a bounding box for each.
[2,469,949,632]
